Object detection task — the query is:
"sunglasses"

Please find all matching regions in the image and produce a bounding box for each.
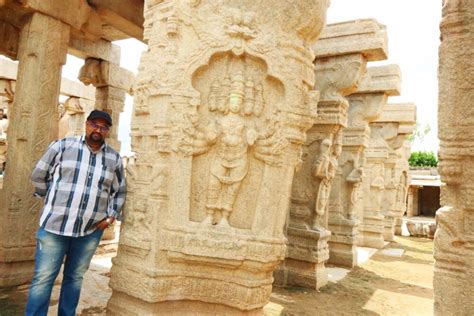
[88,121,110,132]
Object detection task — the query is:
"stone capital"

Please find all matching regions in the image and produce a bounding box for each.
[79,58,135,92]
[314,54,366,103]
[0,20,19,60]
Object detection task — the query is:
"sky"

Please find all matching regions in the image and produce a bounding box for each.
[57,0,442,155]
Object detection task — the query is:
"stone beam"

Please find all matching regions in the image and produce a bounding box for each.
[355,65,401,96]
[312,19,388,61]
[0,58,95,100]
[88,0,144,40]
[374,103,416,124]
[68,37,121,63]
[12,0,102,39]
[0,20,19,60]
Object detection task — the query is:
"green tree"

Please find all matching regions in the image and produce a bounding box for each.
[408,122,431,143]
[408,151,438,167]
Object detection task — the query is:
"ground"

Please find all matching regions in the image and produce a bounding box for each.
[0,237,434,316]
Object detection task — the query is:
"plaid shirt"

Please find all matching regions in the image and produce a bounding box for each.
[31,136,126,237]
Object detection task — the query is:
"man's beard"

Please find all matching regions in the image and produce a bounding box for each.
[88,132,104,144]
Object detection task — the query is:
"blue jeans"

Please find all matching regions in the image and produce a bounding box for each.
[25,227,104,316]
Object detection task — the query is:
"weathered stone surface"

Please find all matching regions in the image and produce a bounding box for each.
[79,58,134,152]
[0,58,95,100]
[276,18,386,289]
[0,12,69,287]
[373,103,415,240]
[58,97,94,139]
[328,64,400,267]
[0,20,19,60]
[108,1,330,314]
[434,0,474,314]
[312,19,388,61]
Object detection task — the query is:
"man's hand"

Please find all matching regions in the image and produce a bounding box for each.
[96,217,115,230]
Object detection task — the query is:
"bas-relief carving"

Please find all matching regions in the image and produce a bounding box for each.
[182,67,288,228]
[110,1,330,313]
[290,135,339,231]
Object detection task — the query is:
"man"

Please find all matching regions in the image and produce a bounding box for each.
[25,110,126,316]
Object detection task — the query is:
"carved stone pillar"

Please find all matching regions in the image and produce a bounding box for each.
[107,1,329,314]
[275,19,388,289]
[328,64,400,266]
[393,140,411,235]
[0,79,14,178]
[58,97,94,138]
[374,103,416,241]
[434,0,474,314]
[0,12,69,287]
[79,56,134,152]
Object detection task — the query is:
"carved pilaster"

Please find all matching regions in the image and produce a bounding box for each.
[108,1,330,314]
[373,103,416,241]
[434,1,474,314]
[328,63,401,267]
[276,18,388,289]
[0,12,69,287]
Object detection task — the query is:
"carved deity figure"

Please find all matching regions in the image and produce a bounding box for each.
[312,139,337,229]
[346,154,364,220]
[185,71,283,227]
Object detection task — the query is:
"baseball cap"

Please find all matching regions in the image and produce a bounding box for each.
[86,110,112,126]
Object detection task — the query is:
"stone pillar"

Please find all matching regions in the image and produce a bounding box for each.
[274,19,387,289]
[393,141,411,235]
[0,79,14,178]
[107,1,329,314]
[0,12,69,287]
[328,64,400,266]
[434,1,474,314]
[406,185,419,217]
[79,56,134,152]
[372,103,416,241]
[58,97,94,138]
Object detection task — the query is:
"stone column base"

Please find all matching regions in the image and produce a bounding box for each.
[328,217,358,268]
[359,214,385,248]
[382,214,396,242]
[0,261,35,287]
[274,227,330,289]
[107,291,263,316]
[394,217,403,236]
